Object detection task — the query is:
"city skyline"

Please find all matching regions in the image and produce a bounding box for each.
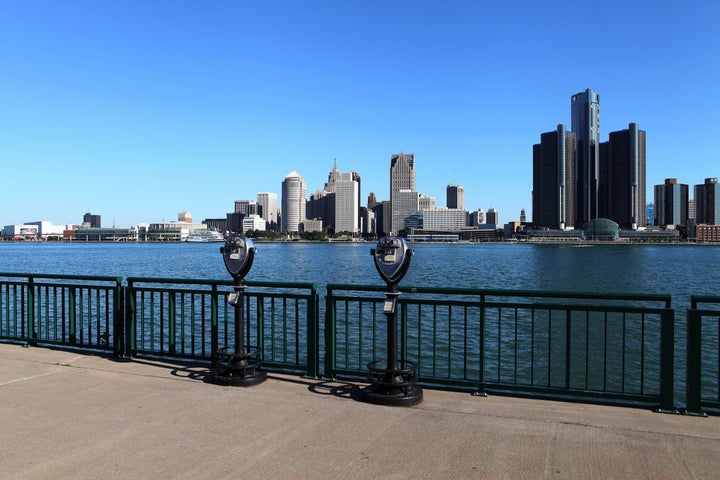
[2,1,718,227]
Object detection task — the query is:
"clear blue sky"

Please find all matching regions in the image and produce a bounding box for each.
[1,0,718,228]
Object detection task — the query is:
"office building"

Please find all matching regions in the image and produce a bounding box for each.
[571,88,601,225]
[532,124,576,229]
[654,178,688,227]
[281,169,307,233]
[257,192,278,229]
[393,189,419,234]
[446,185,465,210]
[335,172,359,234]
[486,208,499,226]
[422,208,466,230]
[83,212,101,228]
[601,123,646,229]
[390,152,416,234]
[694,178,720,225]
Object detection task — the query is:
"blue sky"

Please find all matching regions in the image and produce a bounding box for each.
[1,0,718,228]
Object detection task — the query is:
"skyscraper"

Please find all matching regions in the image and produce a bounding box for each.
[694,178,720,225]
[571,88,601,226]
[257,192,278,229]
[654,178,688,227]
[281,170,307,234]
[532,124,576,229]
[390,152,416,234]
[446,184,465,210]
[601,123,646,229]
[335,172,359,233]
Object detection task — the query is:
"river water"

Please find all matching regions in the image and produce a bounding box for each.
[1,241,718,311]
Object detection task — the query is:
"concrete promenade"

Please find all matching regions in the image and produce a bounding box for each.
[1,343,719,480]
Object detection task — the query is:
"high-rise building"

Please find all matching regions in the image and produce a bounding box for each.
[571,88,601,226]
[446,185,465,210]
[390,152,416,234]
[83,212,101,228]
[532,124,576,229]
[281,170,307,233]
[335,172,359,233]
[486,208,499,226]
[393,189,419,234]
[601,123,646,229]
[654,178,688,227]
[257,192,278,229]
[694,178,720,225]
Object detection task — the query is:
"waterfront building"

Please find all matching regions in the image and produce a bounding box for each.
[83,212,101,228]
[281,169,307,234]
[694,178,720,225]
[390,152,416,234]
[421,208,467,230]
[256,192,278,229]
[520,208,527,223]
[446,185,465,210]
[393,189,419,234]
[486,208,499,226]
[532,124,576,229]
[335,172,359,234]
[600,123,646,229]
[243,214,266,232]
[178,211,192,223]
[654,178,688,227]
[571,88,601,226]
[302,219,323,233]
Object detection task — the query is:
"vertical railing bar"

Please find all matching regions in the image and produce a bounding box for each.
[585,310,590,390]
[514,306,518,384]
[621,311,627,393]
[565,307,571,390]
[547,308,552,387]
[603,311,608,392]
[640,312,646,395]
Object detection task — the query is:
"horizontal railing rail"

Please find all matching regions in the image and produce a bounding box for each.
[686,295,720,416]
[325,284,675,411]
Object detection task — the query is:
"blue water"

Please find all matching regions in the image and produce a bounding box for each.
[1,241,718,310]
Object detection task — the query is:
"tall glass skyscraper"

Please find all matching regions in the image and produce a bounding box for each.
[571,88,601,226]
[601,123,646,229]
[532,124,576,229]
[694,178,720,225]
[654,178,688,227]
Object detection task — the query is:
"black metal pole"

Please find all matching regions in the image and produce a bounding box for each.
[385,288,399,383]
[234,278,245,358]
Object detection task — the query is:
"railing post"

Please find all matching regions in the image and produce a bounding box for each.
[125,280,137,357]
[685,308,705,416]
[305,288,321,379]
[656,308,676,413]
[27,276,37,345]
[210,284,218,368]
[112,279,124,357]
[323,289,336,379]
[168,292,176,355]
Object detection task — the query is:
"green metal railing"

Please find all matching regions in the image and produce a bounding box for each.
[686,295,720,416]
[125,278,320,377]
[325,285,675,411]
[0,273,123,352]
[2,272,715,414]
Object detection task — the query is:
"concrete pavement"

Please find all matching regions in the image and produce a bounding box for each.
[1,343,718,479]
